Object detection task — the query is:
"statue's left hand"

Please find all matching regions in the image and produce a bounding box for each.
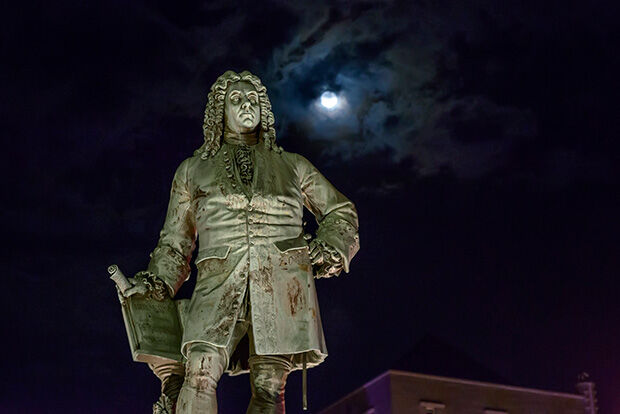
[309,239,343,279]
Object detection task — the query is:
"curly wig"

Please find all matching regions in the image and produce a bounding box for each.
[194,70,281,159]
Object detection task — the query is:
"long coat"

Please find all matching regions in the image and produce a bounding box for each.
[146,142,360,374]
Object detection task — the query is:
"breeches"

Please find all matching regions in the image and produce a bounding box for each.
[176,314,293,414]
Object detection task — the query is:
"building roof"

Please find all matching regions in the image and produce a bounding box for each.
[391,334,509,384]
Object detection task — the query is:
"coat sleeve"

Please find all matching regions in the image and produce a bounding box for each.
[296,154,360,273]
[146,158,197,296]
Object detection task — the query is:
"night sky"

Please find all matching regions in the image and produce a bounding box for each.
[3,1,619,412]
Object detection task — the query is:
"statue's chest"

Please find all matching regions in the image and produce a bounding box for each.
[190,152,302,215]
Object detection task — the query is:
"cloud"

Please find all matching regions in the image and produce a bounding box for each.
[5,0,616,240]
[10,0,613,183]
[412,95,536,177]
[259,1,543,178]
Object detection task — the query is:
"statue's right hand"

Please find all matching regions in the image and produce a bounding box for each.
[121,271,169,300]
[122,277,150,297]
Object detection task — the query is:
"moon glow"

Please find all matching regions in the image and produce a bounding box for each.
[320,91,338,109]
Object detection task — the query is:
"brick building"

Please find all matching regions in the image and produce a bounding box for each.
[318,370,597,414]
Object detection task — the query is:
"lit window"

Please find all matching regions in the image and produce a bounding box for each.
[419,401,446,414]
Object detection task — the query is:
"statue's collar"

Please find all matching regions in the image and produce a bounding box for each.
[223,127,258,146]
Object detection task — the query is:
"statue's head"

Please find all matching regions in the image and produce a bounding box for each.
[196,70,279,159]
[225,80,261,133]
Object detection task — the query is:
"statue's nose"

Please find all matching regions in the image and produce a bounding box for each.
[241,100,252,110]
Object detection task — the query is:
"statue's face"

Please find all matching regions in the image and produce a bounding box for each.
[225,81,261,133]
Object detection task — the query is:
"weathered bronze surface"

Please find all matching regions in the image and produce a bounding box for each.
[109,265,186,364]
[111,70,359,413]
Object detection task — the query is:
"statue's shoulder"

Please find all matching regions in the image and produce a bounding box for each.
[171,154,203,181]
[182,154,202,169]
[274,150,319,181]
[276,149,308,166]
[176,154,196,170]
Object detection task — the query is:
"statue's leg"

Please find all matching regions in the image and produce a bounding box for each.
[149,361,185,413]
[247,355,293,414]
[176,343,227,414]
[246,328,293,414]
[177,318,250,413]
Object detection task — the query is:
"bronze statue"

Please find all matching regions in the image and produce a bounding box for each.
[112,70,360,413]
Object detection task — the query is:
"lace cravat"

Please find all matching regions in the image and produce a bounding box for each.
[222,128,257,190]
[234,144,253,185]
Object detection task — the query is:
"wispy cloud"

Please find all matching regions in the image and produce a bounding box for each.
[262,2,539,177]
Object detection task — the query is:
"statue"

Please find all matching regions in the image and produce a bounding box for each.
[111,70,360,413]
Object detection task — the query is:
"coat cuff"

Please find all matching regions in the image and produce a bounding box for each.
[147,245,191,297]
[316,216,360,273]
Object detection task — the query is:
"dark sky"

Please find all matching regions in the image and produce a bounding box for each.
[3,0,619,412]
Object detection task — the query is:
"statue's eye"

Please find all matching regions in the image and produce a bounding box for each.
[231,96,240,104]
[249,96,258,104]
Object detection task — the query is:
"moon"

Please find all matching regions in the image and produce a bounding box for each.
[320,91,338,109]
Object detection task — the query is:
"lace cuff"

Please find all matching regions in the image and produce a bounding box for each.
[311,239,344,279]
[134,271,169,301]
[315,216,359,273]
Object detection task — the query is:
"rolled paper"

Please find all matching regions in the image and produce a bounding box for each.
[108,264,133,294]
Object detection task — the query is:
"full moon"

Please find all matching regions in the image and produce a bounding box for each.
[320,91,338,109]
